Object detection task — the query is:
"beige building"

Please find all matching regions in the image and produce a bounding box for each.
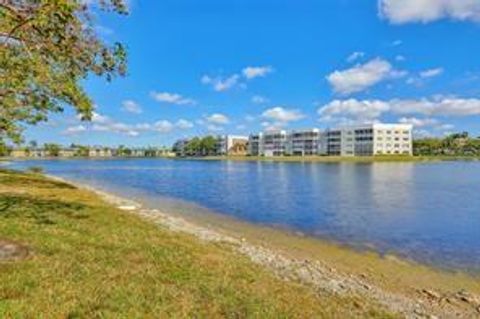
[323,124,413,156]
[88,147,113,157]
[59,149,75,157]
[216,135,249,156]
[10,149,29,158]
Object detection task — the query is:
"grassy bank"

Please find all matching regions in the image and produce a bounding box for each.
[186,155,480,163]
[0,169,394,318]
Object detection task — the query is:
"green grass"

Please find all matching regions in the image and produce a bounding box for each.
[0,169,395,318]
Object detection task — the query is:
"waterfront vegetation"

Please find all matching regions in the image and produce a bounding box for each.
[413,132,480,156]
[174,135,218,156]
[0,169,396,318]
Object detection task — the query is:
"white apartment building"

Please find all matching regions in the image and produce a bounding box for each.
[88,147,113,157]
[262,130,288,156]
[323,123,413,156]
[174,123,413,158]
[247,133,263,156]
[286,128,322,156]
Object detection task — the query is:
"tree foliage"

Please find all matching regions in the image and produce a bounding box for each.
[185,136,218,156]
[0,142,11,156]
[0,0,127,144]
[413,132,480,156]
[43,143,60,156]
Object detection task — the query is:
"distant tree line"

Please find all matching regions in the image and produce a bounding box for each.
[182,136,218,156]
[0,141,171,158]
[413,132,480,156]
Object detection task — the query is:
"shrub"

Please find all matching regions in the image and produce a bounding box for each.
[27,166,44,174]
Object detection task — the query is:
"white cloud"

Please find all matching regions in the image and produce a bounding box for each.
[395,55,406,62]
[153,120,174,133]
[317,97,480,124]
[326,58,405,95]
[205,124,223,132]
[206,113,230,125]
[419,67,444,78]
[251,95,269,104]
[121,100,142,114]
[73,110,193,137]
[236,124,247,130]
[390,97,480,116]
[399,117,455,138]
[318,99,390,123]
[91,111,109,124]
[201,74,241,92]
[261,121,286,132]
[242,66,273,79]
[391,39,403,46]
[346,51,365,63]
[244,115,256,122]
[92,121,140,137]
[175,119,194,129]
[202,65,273,92]
[63,125,87,135]
[150,91,196,105]
[398,117,439,127]
[262,107,305,123]
[379,0,480,24]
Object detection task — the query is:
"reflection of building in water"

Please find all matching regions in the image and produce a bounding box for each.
[369,162,415,212]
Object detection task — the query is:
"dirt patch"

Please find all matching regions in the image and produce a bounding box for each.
[0,239,29,261]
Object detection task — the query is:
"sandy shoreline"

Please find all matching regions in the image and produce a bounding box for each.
[45,173,480,318]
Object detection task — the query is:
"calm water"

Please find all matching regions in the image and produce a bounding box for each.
[9,159,480,271]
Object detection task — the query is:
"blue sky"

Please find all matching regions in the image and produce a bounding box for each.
[26,0,480,146]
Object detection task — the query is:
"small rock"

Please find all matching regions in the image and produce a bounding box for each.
[118,205,137,211]
[0,240,29,261]
[353,300,363,309]
[421,289,441,300]
[476,305,480,314]
[413,309,424,315]
[456,290,479,305]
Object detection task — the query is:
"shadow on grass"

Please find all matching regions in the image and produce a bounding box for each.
[0,193,89,225]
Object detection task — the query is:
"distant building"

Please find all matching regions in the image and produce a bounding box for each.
[322,124,413,156]
[131,149,146,157]
[10,149,28,158]
[287,128,322,156]
[89,147,113,157]
[216,135,249,156]
[30,148,47,158]
[245,123,413,157]
[59,148,75,158]
[262,130,288,156]
[172,138,191,157]
[247,133,263,156]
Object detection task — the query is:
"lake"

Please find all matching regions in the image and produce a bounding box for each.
[9,158,480,271]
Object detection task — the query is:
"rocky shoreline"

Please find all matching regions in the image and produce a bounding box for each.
[47,174,480,319]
